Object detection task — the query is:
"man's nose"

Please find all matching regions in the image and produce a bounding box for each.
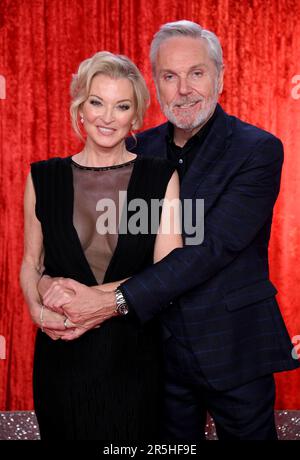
[178,77,192,95]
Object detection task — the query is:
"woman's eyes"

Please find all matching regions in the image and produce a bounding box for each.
[117,104,130,111]
[89,99,102,106]
[89,100,130,110]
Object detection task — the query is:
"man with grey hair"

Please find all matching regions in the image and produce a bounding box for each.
[53,20,299,439]
[121,20,298,439]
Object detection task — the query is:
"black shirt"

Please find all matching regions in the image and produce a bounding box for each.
[166,108,217,182]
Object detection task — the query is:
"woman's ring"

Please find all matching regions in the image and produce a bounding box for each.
[64,317,69,329]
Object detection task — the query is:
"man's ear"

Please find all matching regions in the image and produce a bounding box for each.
[217,65,225,94]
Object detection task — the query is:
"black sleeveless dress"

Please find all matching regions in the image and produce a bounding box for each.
[30,155,174,440]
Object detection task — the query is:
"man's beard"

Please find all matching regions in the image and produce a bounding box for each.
[157,82,219,131]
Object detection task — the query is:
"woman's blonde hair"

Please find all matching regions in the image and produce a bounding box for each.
[70,51,150,140]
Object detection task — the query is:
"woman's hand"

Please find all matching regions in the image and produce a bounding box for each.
[37,276,105,341]
[29,302,76,340]
[37,275,55,297]
[36,276,128,342]
[41,277,76,314]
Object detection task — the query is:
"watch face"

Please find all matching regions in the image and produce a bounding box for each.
[118,304,129,315]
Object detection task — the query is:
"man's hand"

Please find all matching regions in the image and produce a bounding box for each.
[56,279,118,341]
[41,277,76,314]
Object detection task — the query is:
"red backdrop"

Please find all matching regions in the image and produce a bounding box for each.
[0,0,299,410]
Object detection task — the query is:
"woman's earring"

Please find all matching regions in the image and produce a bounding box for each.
[80,116,84,124]
[130,122,137,146]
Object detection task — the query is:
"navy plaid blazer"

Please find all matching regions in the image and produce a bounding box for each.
[123,104,299,390]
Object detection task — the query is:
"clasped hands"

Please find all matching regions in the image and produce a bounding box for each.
[37,276,117,341]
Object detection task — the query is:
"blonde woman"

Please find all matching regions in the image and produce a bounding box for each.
[20,52,181,440]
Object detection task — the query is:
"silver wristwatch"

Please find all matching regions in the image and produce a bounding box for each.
[115,288,129,316]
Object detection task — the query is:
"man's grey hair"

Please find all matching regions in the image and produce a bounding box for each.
[150,20,223,77]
